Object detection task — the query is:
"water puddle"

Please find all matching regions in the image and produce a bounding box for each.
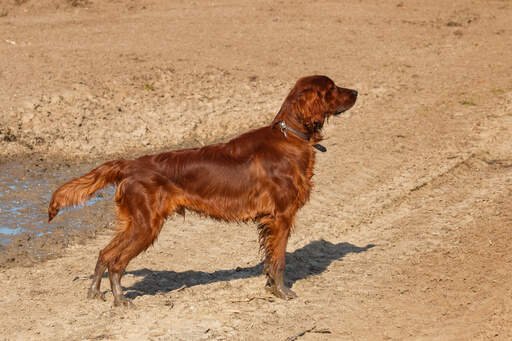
[0,160,115,249]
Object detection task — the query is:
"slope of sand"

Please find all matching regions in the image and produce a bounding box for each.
[0,0,511,340]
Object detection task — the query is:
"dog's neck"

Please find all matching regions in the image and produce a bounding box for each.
[274,121,327,152]
[275,121,309,140]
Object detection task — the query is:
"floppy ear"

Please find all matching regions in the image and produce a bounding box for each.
[293,89,326,141]
[273,87,327,142]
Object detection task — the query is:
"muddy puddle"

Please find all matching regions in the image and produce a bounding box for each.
[0,159,115,267]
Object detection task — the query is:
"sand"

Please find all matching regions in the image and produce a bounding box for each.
[0,0,511,339]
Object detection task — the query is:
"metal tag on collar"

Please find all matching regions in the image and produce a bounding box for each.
[278,121,288,138]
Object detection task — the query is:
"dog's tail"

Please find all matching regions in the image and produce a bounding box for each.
[48,159,128,222]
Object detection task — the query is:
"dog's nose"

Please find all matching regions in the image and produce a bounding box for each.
[351,90,358,97]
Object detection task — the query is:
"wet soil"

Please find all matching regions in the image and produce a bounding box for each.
[0,158,115,266]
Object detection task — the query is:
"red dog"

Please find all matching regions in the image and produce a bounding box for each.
[49,75,357,306]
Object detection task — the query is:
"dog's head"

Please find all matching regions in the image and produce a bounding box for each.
[274,75,358,142]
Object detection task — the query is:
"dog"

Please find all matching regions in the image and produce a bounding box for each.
[48,75,358,306]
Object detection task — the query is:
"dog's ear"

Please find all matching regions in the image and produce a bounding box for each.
[293,89,326,141]
[273,86,327,142]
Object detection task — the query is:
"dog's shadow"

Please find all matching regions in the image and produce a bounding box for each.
[121,239,374,299]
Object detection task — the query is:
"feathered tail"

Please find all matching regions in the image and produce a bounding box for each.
[48,159,127,221]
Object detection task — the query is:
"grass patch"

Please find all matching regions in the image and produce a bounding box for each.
[491,88,506,95]
[459,100,476,106]
[144,84,155,91]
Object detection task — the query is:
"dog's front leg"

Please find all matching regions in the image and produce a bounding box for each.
[258,215,297,300]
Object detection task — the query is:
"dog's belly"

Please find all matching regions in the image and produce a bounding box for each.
[179,189,271,222]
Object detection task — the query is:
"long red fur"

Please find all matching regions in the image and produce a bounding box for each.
[48,75,357,303]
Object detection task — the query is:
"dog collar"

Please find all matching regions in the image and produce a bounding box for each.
[275,121,327,152]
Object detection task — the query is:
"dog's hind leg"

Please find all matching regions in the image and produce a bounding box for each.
[106,211,161,307]
[92,178,178,307]
[87,207,132,304]
[258,214,297,300]
[87,257,107,301]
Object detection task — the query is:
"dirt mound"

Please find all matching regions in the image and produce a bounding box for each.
[1,67,280,161]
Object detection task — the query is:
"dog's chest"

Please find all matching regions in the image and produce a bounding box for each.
[292,149,316,207]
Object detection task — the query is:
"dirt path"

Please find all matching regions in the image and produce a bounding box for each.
[1,0,511,340]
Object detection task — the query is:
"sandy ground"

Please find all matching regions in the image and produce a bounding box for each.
[1,0,512,340]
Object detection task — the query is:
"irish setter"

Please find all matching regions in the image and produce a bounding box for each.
[48,75,358,306]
